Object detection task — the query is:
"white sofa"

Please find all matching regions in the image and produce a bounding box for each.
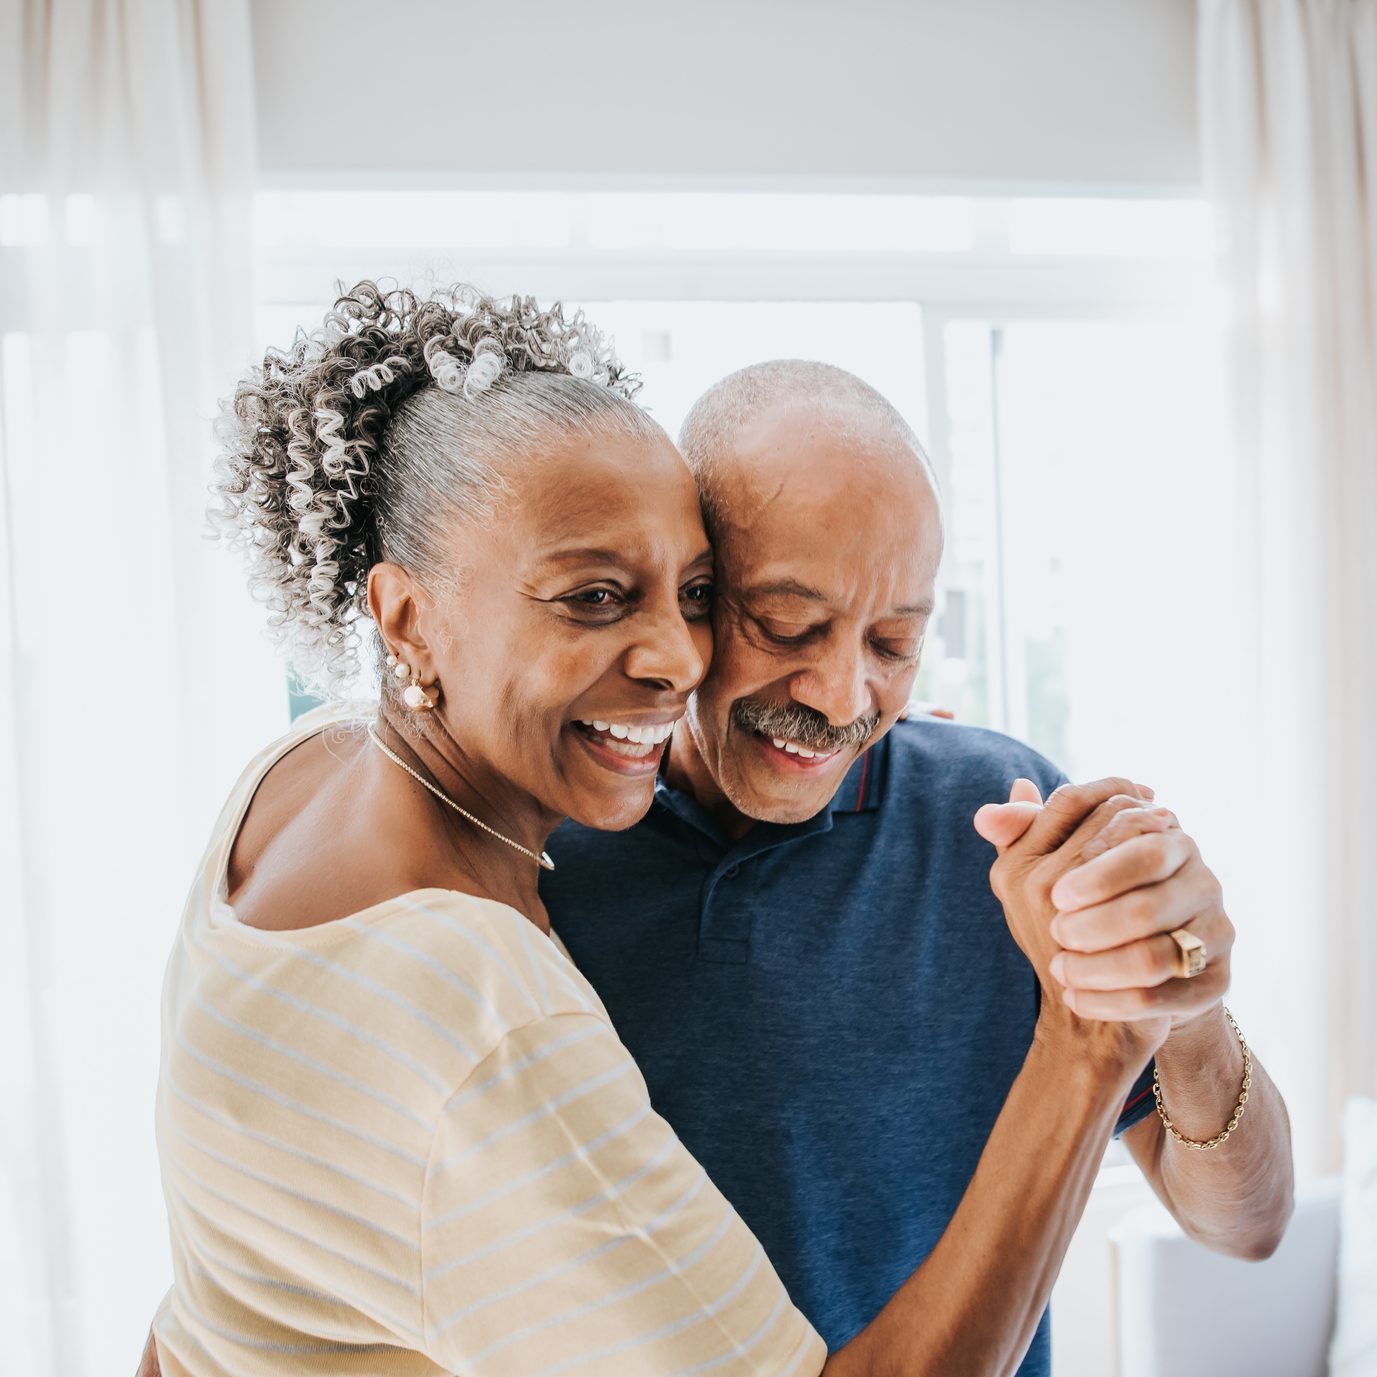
[1111,1176,1342,1377]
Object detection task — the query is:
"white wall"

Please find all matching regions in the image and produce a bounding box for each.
[250,0,1199,187]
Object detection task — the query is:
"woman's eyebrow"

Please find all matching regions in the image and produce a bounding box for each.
[538,547,625,567]
[539,544,714,570]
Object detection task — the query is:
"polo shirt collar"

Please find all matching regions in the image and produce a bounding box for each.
[833,734,887,814]
[652,731,890,850]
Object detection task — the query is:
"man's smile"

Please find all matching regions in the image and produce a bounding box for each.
[743,725,848,772]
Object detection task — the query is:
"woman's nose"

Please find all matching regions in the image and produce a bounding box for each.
[623,605,707,693]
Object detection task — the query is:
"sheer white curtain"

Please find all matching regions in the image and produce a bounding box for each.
[0,3,283,1370]
[1198,0,1377,1178]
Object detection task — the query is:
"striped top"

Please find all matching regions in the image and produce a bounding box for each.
[154,707,826,1377]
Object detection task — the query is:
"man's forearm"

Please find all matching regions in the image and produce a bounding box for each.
[1126,1006,1294,1259]
[825,1021,1150,1377]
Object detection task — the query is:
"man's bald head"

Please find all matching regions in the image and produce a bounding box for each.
[678,359,939,533]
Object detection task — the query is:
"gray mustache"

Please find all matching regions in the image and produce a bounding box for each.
[732,698,879,751]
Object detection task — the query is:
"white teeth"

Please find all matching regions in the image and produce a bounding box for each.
[601,737,655,758]
[575,718,679,746]
[766,733,832,760]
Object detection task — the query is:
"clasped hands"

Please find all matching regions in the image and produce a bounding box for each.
[975,777,1233,1039]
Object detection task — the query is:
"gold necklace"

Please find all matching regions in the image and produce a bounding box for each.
[366,724,555,872]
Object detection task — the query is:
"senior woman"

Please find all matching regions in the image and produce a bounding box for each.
[149,282,1160,1376]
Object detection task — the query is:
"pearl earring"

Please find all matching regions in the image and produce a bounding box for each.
[385,649,433,709]
[403,670,435,712]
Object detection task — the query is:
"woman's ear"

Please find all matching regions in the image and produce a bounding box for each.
[368,562,433,677]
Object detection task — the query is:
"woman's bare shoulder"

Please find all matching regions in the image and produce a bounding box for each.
[225,725,472,931]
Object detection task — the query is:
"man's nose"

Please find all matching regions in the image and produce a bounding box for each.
[623,607,707,694]
[790,646,872,728]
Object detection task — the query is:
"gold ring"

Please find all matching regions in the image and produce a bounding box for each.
[1168,928,1207,979]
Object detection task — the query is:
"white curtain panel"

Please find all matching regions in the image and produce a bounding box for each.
[0,3,284,1372]
[1199,0,1377,1178]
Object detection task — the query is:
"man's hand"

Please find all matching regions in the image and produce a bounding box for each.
[975,779,1233,1034]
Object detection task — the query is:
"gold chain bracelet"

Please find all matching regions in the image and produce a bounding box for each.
[1152,1006,1253,1151]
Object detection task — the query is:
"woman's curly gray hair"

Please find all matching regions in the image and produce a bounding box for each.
[211,280,657,695]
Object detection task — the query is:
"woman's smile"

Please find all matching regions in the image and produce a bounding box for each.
[569,715,682,775]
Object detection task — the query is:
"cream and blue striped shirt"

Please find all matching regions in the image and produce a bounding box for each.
[154,708,826,1376]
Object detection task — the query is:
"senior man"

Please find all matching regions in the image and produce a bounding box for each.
[545,361,1294,1374]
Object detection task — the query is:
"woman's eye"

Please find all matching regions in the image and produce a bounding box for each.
[564,588,623,611]
[681,582,715,615]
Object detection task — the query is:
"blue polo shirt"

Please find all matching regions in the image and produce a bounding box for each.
[542,717,1156,1374]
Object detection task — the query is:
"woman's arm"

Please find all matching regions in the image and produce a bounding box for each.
[824,1014,1154,1377]
[826,777,1172,1376]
